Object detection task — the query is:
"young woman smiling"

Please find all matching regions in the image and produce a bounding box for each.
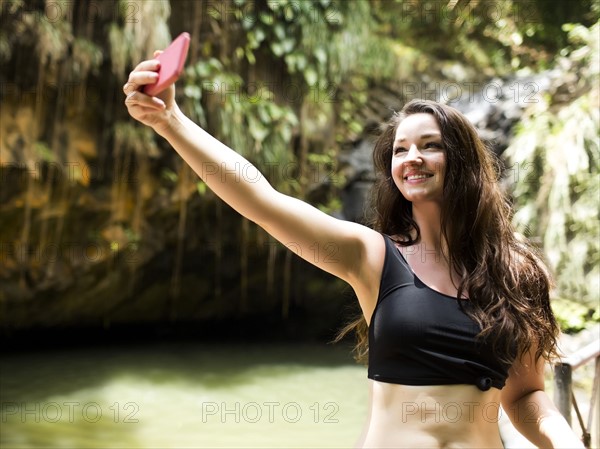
[123,54,584,448]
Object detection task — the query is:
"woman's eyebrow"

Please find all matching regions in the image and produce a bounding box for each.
[395,132,442,143]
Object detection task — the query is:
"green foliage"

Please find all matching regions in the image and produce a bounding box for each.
[196,181,207,196]
[71,38,103,78]
[36,17,71,65]
[232,0,339,85]
[161,168,178,184]
[113,122,160,157]
[552,297,599,333]
[508,97,599,305]
[373,0,598,74]
[33,141,55,163]
[108,0,171,76]
[183,58,299,194]
[504,21,600,309]
[317,197,342,214]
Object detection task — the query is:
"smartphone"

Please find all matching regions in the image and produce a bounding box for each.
[143,32,190,96]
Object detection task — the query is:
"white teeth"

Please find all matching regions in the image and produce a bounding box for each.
[406,174,432,181]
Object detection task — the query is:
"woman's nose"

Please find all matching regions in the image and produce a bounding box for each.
[404,144,423,163]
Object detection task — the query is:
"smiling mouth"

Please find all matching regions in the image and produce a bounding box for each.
[404,173,434,181]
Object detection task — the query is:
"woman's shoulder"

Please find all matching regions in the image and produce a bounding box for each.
[341,224,387,267]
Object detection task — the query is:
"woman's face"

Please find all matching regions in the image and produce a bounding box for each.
[391,113,446,204]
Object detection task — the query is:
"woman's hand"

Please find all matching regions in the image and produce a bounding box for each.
[123,50,179,135]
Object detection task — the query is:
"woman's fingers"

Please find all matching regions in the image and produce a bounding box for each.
[123,70,158,92]
[134,58,160,72]
[123,52,171,130]
[122,59,161,95]
[124,90,165,109]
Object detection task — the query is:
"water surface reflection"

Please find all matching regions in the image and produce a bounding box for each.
[1,342,368,448]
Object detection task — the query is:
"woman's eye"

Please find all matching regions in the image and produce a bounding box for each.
[393,147,407,154]
[424,142,443,149]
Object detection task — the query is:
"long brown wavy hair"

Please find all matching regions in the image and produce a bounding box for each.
[336,99,560,368]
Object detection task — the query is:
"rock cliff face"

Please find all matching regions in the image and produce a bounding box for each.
[0,134,350,335]
[0,1,350,336]
[0,89,352,336]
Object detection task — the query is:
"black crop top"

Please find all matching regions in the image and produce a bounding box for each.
[368,234,514,391]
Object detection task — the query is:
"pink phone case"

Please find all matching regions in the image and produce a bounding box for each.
[143,32,190,96]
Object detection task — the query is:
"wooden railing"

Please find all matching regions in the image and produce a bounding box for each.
[554,340,600,449]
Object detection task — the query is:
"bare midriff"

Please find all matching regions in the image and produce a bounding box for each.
[356,380,505,449]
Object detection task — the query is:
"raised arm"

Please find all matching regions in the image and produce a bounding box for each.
[123,55,384,315]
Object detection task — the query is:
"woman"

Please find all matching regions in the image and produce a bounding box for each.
[123,53,584,449]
